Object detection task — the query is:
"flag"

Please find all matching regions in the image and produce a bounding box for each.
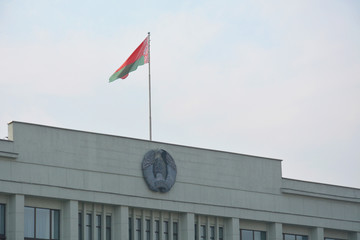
[109,36,149,82]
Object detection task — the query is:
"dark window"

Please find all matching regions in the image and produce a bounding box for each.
[51,210,59,240]
[106,216,111,240]
[136,218,141,240]
[163,221,169,240]
[210,226,215,240]
[96,215,101,240]
[219,227,224,240]
[129,218,132,240]
[173,222,178,240]
[241,230,266,240]
[155,220,160,240]
[255,231,266,240]
[145,219,150,240]
[200,225,206,240]
[298,236,308,240]
[285,235,295,240]
[86,213,92,240]
[0,204,5,240]
[195,224,198,240]
[79,213,82,240]
[24,206,60,240]
[284,233,308,240]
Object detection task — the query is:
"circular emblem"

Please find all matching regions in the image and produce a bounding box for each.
[142,149,177,193]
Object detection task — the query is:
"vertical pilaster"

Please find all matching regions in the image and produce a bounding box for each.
[239,219,242,239]
[268,223,283,240]
[82,203,87,240]
[92,204,96,240]
[225,217,239,240]
[170,213,174,240]
[160,212,164,240]
[206,217,210,240]
[196,215,200,240]
[151,211,156,240]
[132,209,137,240]
[102,205,106,240]
[62,200,78,240]
[215,217,219,240]
[8,194,24,240]
[114,205,129,240]
[142,210,146,240]
[180,212,194,240]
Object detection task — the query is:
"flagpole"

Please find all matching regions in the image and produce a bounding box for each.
[148,32,152,141]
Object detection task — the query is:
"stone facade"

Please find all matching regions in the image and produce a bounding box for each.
[0,121,359,240]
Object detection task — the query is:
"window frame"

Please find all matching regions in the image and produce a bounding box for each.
[241,229,267,240]
[324,238,346,240]
[24,206,60,240]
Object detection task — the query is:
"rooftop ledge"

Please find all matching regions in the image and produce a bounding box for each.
[281,178,360,203]
[0,139,18,160]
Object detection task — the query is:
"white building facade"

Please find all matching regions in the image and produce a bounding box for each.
[0,121,359,240]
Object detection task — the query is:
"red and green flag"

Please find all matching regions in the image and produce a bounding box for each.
[109,36,149,82]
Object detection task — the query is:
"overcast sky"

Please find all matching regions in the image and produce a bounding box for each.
[1,0,359,188]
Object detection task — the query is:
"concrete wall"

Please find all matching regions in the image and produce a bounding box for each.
[0,121,359,235]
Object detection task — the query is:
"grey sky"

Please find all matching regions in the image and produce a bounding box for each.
[1,0,359,188]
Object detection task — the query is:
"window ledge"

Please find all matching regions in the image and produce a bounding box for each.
[0,151,18,160]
